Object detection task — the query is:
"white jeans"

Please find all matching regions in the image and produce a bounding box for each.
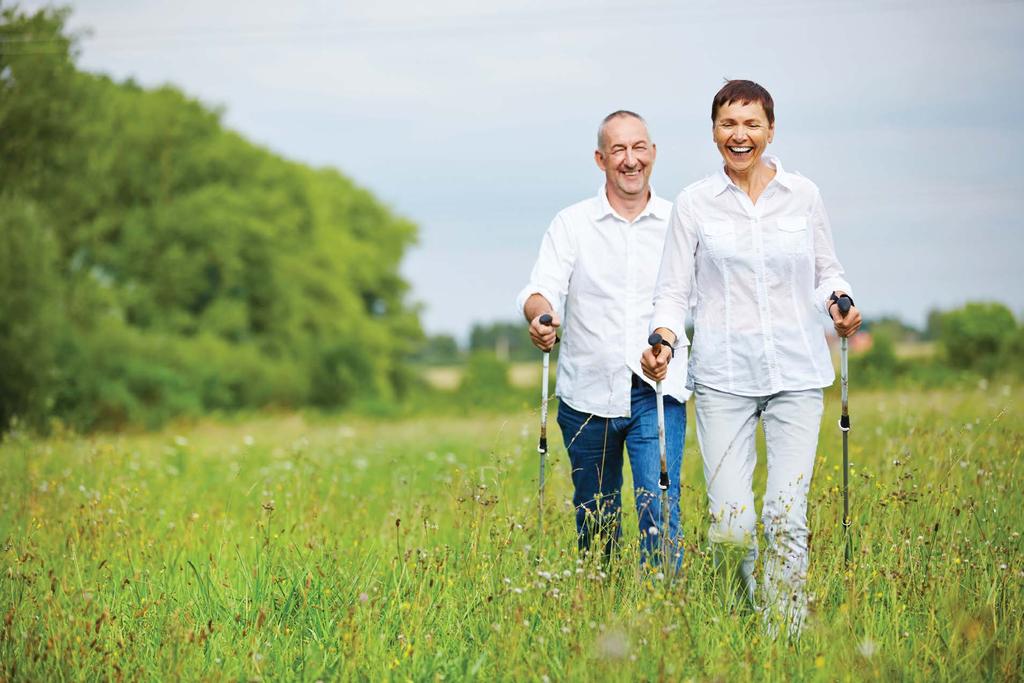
[694,383,823,630]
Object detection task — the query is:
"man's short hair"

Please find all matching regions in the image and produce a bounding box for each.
[711,80,774,125]
[597,110,647,151]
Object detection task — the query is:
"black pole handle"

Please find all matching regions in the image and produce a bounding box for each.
[538,313,560,345]
[837,295,853,316]
[648,332,663,347]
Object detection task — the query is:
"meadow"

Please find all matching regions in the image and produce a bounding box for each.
[1,382,1021,681]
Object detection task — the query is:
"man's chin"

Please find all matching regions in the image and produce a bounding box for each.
[616,178,647,193]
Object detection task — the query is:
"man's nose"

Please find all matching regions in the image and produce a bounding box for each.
[624,148,637,166]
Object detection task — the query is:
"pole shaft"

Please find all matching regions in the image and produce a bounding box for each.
[840,337,851,564]
[538,351,550,536]
[655,380,669,567]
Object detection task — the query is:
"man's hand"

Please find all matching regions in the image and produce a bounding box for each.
[828,292,862,338]
[529,312,560,352]
[641,328,675,381]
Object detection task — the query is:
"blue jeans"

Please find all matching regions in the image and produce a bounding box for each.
[556,380,686,568]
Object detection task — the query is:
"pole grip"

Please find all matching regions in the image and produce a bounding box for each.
[837,295,853,315]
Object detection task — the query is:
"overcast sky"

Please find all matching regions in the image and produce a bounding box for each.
[20,0,1024,340]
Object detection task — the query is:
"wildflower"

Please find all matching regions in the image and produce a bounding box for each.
[858,637,877,658]
[359,592,369,603]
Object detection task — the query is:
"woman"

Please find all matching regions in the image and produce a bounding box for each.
[641,80,861,633]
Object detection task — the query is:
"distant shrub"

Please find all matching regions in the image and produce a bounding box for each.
[849,331,904,385]
[459,352,511,397]
[939,302,1018,376]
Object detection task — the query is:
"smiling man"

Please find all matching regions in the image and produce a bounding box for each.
[517,111,689,569]
[641,80,861,635]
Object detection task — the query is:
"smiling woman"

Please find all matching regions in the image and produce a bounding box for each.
[712,80,775,199]
[644,79,864,637]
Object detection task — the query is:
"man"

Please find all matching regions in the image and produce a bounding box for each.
[641,80,862,632]
[517,111,689,567]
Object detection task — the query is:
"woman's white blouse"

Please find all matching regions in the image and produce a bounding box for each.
[652,157,853,396]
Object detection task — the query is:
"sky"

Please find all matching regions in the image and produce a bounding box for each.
[19,0,1024,340]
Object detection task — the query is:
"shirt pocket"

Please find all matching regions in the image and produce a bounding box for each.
[776,216,809,255]
[700,220,738,260]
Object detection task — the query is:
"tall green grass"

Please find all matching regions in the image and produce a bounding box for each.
[1,384,1021,680]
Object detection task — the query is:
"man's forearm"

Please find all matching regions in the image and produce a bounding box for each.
[523,293,553,323]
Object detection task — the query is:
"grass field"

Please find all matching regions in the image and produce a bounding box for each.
[1,383,1021,681]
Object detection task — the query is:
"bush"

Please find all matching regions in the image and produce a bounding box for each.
[458,352,513,407]
[849,330,903,385]
[939,302,1018,376]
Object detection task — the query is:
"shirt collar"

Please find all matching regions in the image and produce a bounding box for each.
[711,155,794,196]
[592,184,667,222]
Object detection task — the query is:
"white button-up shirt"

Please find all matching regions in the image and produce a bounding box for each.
[652,157,852,396]
[517,187,690,418]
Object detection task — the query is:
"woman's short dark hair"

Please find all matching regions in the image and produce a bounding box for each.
[711,80,774,125]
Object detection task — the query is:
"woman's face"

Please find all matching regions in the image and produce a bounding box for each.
[713,100,775,175]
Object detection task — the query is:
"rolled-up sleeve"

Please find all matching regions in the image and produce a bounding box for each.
[810,190,853,315]
[651,193,697,346]
[515,213,576,318]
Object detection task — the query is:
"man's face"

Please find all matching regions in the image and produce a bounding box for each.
[713,100,774,175]
[595,116,655,200]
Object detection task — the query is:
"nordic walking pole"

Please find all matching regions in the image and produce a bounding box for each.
[648,332,671,568]
[537,313,555,539]
[836,295,853,566]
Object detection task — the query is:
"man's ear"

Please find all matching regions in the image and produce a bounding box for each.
[594,149,606,171]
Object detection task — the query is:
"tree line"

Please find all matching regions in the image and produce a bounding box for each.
[421,303,1024,385]
[1,7,422,431]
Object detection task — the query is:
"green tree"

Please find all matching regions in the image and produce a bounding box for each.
[867,316,921,344]
[939,302,1017,375]
[469,321,538,362]
[412,335,462,365]
[0,6,424,431]
[0,197,63,430]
